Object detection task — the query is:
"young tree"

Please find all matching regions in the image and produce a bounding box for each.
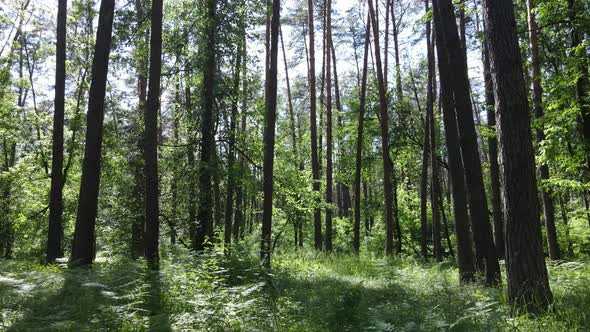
[70,0,116,267]
[482,0,553,312]
[143,0,163,266]
[261,0,280,268]
[46,0,67,264]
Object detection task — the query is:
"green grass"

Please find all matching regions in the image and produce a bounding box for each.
[0,248,589,331]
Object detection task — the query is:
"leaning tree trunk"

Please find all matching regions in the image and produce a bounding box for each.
[526,0,560,260]
[47,0,67,264]
[435,0,500,286]
[432,0,476,283]
[70,0,115,267]
[482,0,553,313]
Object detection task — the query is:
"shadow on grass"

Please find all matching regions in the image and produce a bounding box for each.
[4,259,171,331]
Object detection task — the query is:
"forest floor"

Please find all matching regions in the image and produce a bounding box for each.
[0,247,589,331]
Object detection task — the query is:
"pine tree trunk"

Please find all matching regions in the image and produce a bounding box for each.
[143,0,163,266]
[432,0,476,283]
[261,0,280,268]
[482,17,504,260]
[47,0,67,264]
[307,0,322,250]
[353,14,370,255]
[195,0,217,250]
[70,0,115,267]
[434,0,500,285]
[324,0,333,253]
[483,0,552,312]
[368,0,395,256]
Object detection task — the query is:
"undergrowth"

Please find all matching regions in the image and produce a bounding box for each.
[0,247,588,331]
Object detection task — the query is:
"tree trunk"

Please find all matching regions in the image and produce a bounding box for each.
[435,0,500,286]
[70,0,115,267]
[47,0,67,264]
[353,13,370,256]
[482,0,552,312]
[324,0,333,253]
[526,0,560,260]
[426,0,442,262]
[261,0,280,268]
[432,0,476,283]
[482,17,504,260]
[143,0,163,267]
[368,0,395,256]
[194,0,217,251]
[234,32,247,243]
[307,0,322,250]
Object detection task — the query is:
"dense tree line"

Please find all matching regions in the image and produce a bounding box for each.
[0,0,589,313]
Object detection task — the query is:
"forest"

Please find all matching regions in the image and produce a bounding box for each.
[0,0,590,330]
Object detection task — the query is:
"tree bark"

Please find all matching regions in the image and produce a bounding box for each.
[194,0,217,250]
[483,0,552,312]
[368,0,395,256]
[324,0,333,253]
[432,0,476,283]
[307,0,322,250]
[435,0,500,285]
[47,0,67,264]
[70,0,115,267]
[261,0,280,268]
[482,17,504,260]
[353,13,370,256]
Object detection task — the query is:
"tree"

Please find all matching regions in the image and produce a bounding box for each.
[353,13,370,256]
[194,0,217,251]
[324,0,333,253]
[368,0,395,256]
[482,0,553,312]
[261,0,280,268]
[143,0,163,266]
[307,0,322,250]
[434,0,500,285]
[432,0,476,283]
[526,0,560,260]
[481,17,504,260]
[70,0,116,267]
[46,0,67,264]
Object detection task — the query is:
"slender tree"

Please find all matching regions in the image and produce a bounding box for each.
[353,13,370,255]
[481,17,504,260]
[261,0,280,268]
[324,0,333,253]
[307,0,322,250]
[194,0,217,250]
[46,0,67,264]
[526,0,560,260]
[143,0,163,265]
[482,0,553,312]
[368,0,395,256]
[70,0,115,267]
